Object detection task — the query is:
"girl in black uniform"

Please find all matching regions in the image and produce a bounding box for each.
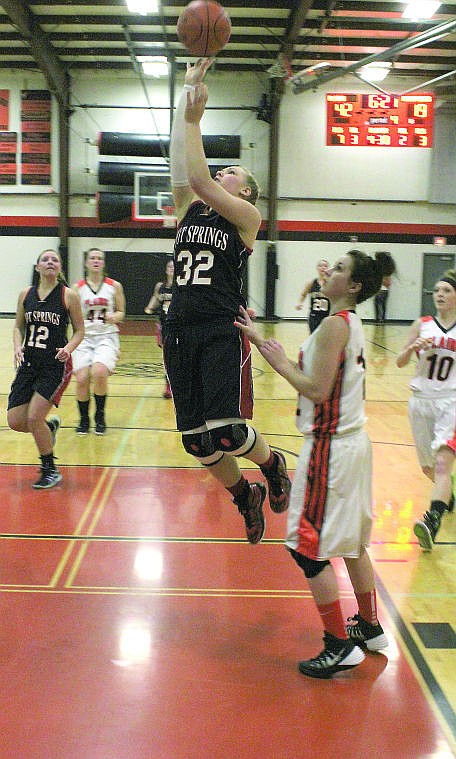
[164,58,291,544]
[296,259,330,333]
[7,250,84,489]
[144,257,174,398]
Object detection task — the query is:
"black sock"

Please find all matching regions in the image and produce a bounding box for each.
[94,394,106,420]
[430,500,446,517]
[78,399,90,422]
[40,453,54,470]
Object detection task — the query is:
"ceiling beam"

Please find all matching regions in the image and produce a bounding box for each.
[292,15,456,92]
[1,0,69,106]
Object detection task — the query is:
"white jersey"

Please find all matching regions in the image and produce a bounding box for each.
[76,277,119,337]
[410,316,456,398]
[296,310,366,436]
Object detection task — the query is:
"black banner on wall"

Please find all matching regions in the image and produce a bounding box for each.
[0,131,17,185]
[20,90,51,185]
[0,90,9,130]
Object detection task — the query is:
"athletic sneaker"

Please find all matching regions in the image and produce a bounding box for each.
[46,415,61,448]
[298,632,365,679]
[76,420,89,435]
[163,381,172,399]
[95,416,106,435]
[414,509,441,551]
[33,467,62,490]
[346,613,388,651]
[234,482,266,544]
[261,451,291,513]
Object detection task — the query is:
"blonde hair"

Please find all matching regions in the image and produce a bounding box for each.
[241,167,260,205]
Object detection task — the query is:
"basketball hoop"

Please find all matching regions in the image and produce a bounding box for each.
[162,205,177,228]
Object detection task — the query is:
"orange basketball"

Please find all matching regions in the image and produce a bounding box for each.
[177,0,231,57]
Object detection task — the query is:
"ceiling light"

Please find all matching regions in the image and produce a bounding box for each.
[138,56,168,77]
[359,62,392,82]
[126,0,159,15]
[402,1,441,19]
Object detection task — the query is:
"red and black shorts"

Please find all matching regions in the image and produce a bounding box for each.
[163,320,253,432]
[8,357,73,410]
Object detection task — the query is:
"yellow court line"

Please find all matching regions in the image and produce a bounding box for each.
[64,467,119,588]
[49,467,111,588]
[0,587,317,599]
[69,585,318,596]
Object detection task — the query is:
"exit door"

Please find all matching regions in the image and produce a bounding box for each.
[421,252,455,315]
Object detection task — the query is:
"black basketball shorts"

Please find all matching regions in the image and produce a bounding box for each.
[8,358,73,410]
[163,320,253,432]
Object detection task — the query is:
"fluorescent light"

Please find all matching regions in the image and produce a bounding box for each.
[359,62,392,82]
[126,0,159,15]
[138,56,168,77]
[402,1,440,19]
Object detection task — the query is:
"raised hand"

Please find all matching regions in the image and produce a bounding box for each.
[185,58,213,87]
[185,83,208,124]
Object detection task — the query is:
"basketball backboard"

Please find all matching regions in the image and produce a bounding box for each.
[132,171,175,223]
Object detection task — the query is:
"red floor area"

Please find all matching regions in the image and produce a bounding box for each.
[0,465,453,759]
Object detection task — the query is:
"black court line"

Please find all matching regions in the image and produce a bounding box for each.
[0,533,286,544]
[375,571,456,741]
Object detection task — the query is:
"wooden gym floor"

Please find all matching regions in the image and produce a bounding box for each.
[0,316,455,759]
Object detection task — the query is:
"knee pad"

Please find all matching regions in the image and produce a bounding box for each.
[288,547,330,579]
[210,423,256,457]
[181,431,223,465]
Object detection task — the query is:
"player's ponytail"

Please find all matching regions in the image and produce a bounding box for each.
[348,249,396,303]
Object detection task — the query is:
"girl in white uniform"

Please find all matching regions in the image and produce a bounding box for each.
[397,271,456,550]
[236,249,395,679]
[72,248,126,434]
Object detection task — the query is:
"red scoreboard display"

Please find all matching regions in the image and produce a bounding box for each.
[326,93,434,147]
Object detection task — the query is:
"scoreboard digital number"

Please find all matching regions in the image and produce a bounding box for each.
[326,93,434,147]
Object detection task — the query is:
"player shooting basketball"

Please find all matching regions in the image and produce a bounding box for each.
[163,58,291,544]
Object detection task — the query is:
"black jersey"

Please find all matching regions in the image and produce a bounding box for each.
[157,282,173,326]
[167,201,251,325]
[309,278,330,333]
[22,283,70,365]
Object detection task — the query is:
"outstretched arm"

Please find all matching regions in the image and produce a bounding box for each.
[235,306,348,403]
[296,279,313,310]
[170,58,213,222]
[184,79,261,249]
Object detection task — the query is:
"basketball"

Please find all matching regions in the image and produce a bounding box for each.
[177,0,231,57]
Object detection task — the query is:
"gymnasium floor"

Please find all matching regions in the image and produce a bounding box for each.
[0,317,455,759]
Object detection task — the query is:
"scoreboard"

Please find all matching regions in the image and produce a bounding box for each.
[326,93,434,147]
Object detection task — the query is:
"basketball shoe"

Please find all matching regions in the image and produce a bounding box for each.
[33,466,62,490]
[414,509,441,551]
[234,482,266,544]
[261,451,291,513]
[346,613,388,651]
[76,421,89,435]
[95,414,106,435]
[298,632,365,679]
